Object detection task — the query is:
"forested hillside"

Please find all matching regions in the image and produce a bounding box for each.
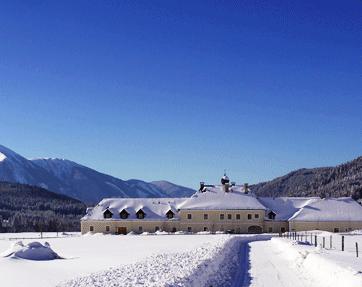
[0,182,86,232]
[252,156,362,199]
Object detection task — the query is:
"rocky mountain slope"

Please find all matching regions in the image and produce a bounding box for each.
[252,156,362,199]
[0,145,195,203]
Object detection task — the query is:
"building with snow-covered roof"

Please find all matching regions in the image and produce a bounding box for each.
[81,175,362,234]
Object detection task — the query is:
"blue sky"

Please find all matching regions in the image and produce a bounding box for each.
[0,1,361,188]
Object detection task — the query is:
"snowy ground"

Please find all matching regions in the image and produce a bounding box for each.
[0,232,362,287]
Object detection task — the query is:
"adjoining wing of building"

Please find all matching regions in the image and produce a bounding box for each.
[81,175,362,234]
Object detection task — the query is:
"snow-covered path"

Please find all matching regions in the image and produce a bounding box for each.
[248,240,315,287]
[1,233,362,287]
[246,238,362,287]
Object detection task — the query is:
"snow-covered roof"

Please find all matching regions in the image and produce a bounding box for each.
[260,197,362,222]
[82,198,186,221]
[258,197,316,221]
[288,197,362,222]
[178,185,266,210]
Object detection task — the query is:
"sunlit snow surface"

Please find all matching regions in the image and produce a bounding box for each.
[1,232,362,287]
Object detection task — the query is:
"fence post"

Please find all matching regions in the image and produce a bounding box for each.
[342,236,344,251]
[314,235,317,247]
[310,233,313,244]
[323,237,325,248]
[356,242,359,258]
[330,235,332,249]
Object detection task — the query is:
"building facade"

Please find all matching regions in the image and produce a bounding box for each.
[81,175,362,234]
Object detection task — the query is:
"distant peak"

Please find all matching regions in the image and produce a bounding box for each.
[0,152,7,162]
[0,144,26,161]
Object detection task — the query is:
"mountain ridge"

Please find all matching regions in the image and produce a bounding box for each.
[252,156,362,199]
[0,145,196,203]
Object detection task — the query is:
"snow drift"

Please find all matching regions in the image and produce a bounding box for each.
[1,241,62,261]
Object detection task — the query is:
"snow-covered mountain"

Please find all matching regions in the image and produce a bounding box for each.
[151,180,196,197]
[0,145,195,203]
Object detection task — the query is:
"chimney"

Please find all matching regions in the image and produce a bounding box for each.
[224,182,230,192]
[244,183,249,194]
[199,182,205,192]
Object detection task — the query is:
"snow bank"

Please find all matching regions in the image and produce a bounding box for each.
[1,241,62,261]
[57,235,245,287]
[271,238,362,287]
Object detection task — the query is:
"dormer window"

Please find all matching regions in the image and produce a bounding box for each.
[136,209,146,219]
[166,210,174,219]
[120,209,129,219]
[103,209,113,219]
[268,211,276,220]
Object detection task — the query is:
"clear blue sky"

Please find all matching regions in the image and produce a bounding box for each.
[0,1,361,189]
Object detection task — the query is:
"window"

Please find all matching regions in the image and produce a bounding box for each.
[268,211,276,220]
[334,228,339,233]
[247,214,252,220]
[138,226,143,233]
[155,226,160,232]
[236,214,241,220]
[220,214,225,220]
[268,227,273,233]
[203,227,208,231]
[103,209,113,219]
[136,209,145,219]
[227,214,232,220]
[172,227,177,232]
[255,214,259,219]
[106,226,110,232]
[204,214,208,220]
[90,226,94,232]
[166,210,174,219]
[187,227,192,232]
[281,227,286,233]
[120,209,129,219]
[187,214,192,220]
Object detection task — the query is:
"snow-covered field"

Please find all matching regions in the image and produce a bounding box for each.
[1,232,362,287]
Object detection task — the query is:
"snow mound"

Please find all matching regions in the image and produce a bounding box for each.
[1,241,62,261]
[127,231,137,236]
[155,231,168,235]
[140,232,153,236]
[197,231,211,235]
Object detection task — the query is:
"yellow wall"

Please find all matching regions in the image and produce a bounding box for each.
[81,220,181,234]
[81,209,267,234]
[263,221,289,233]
